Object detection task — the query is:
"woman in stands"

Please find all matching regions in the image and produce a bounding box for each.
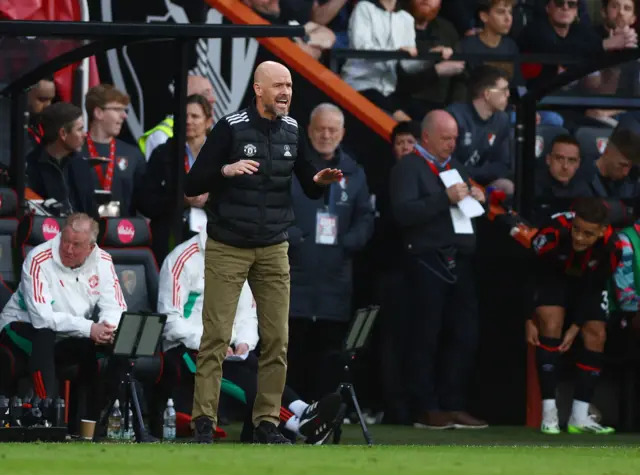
[138,94,213,265]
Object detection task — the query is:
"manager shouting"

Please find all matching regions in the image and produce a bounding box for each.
[185,61,342,444]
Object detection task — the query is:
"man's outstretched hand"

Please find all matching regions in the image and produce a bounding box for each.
[313,168,343,185]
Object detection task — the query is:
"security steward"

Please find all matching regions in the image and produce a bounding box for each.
[390,109,487,431]
[184,61,343,445]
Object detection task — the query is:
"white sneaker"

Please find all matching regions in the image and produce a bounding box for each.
[541,407,560,435]
[567,414,615,435]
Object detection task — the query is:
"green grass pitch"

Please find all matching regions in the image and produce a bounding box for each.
[1,425,640,474]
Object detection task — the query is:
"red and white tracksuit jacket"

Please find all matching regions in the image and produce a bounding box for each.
[0,233,127,338]
[158,229,259,352]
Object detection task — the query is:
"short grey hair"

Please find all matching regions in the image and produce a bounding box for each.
[309,103,345,128]
[64,213,99,245]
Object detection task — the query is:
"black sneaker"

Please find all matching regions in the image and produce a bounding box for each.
[298,392,342,445]
[253,421,292,444]
[194,416,214,444]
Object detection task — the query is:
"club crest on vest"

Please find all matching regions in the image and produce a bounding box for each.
[244,144,257,157]
[284,144,292,157]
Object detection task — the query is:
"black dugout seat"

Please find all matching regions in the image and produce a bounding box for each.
[98,217,159,313]
[535,125,569,160]
[576,126,613,164]
[0,187,19,288]
[14,214,65,262]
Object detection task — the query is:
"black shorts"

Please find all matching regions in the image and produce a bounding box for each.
[533,273,610,324]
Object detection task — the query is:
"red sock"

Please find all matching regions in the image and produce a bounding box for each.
[280,406,295,423]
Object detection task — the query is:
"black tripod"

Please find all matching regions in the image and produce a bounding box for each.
[97,312,166,444]
[332,306,379,447]
[98,357,155,443]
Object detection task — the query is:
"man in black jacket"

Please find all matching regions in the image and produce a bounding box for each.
[184,61,342,445]
[390,109,487,430]
[26,102,99,219]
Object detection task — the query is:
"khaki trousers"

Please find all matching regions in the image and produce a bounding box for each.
[192,238,290,427]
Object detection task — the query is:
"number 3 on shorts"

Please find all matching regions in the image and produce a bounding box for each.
[601,290,610,316]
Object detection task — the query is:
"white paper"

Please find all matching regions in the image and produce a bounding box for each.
[450,207,474,234]
[439,169,485,219]
[458,196,485,218]
[225,352,249,362]
[189,208,208,233]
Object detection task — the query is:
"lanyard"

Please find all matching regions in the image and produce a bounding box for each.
[86,135,116,192]
[414,146,451,176]
[28,124,44,144]
[184,154,191,173]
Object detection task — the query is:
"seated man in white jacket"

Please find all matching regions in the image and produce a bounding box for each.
[0,213,127,409]
[157,229,341,444]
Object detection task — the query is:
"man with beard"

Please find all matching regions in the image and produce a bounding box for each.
[185,61,343,444]
[82,85,146,217]
[26,77,56,155]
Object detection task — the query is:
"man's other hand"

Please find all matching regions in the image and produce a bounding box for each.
[222,160,260,177]
[226,346,234,357]
[91,322,115,345]
[471,186,486,204]
[446,183,469,204]
[559,324,580,352]
[235,343,250,356]
[525,319,540,346]
[314,168,343,185]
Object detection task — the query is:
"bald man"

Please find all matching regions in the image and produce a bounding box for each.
[185,61,343,444]
[390,110,488,431]
[138,75,216,160]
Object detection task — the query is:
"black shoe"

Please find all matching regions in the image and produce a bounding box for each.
[194,416,214,444]
[299,392,342,445]
[253,421,292,444]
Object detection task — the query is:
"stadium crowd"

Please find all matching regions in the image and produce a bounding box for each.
[2,0,640,442]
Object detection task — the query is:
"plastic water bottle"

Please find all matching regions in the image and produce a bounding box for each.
[107,399,122,440]
[163,398,176,441]
[122,408,134,441]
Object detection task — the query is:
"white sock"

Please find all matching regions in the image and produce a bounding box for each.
[289,400,308,418]
[542,399,557,416]
[285,415,301,435]
[571,400,590,422]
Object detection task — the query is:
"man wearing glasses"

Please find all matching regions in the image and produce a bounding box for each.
[82,84,146,218]
[447,65,514,194]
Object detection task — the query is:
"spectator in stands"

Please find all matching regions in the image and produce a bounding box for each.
[341,0,425,121]
[138,75,216,161]
[392,120,421,159]
[287,103,374,401]
[390,109,487,430]
[395,0,467,118]
[314,0,355,49]
[447,65,514,194]
[0,213,126,421]
[459,0,520,82]
[139,94,213,264]
[535,134,591,222]
[26,102,99,219]
[243,0,336,59]
[26,77,56,154]
[518,0,637,89]
[582,118,640,225]
[155,228,342,444]
[83,84,146,218]
[585,0,639,125]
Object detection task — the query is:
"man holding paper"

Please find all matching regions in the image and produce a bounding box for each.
[390,109,488,430]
